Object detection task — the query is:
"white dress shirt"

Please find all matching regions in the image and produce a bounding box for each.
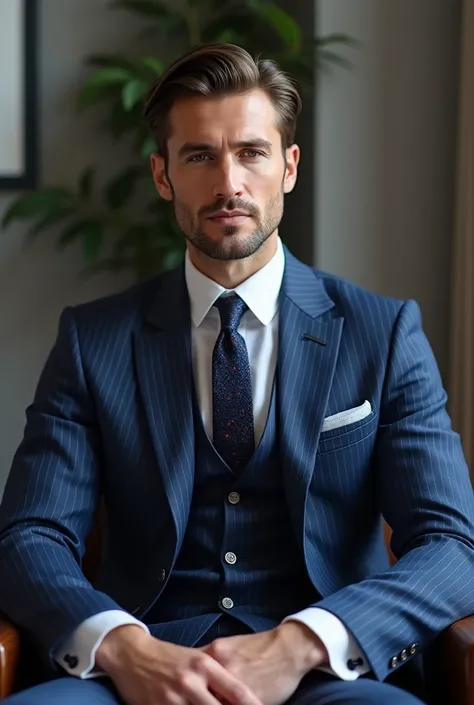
[55,237,368,680]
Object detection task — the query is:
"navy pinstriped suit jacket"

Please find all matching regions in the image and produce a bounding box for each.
[1,247,474,682]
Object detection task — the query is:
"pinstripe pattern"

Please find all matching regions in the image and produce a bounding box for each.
[0,249,473,682]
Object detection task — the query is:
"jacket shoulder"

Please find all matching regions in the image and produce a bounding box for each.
[314,267,406,321]
[66,270,169,332]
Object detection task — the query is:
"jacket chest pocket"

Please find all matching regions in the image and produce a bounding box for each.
[317,411,378,455]
[313,412,379,507]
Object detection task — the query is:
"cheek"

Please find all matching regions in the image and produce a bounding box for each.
[172,168,213,200]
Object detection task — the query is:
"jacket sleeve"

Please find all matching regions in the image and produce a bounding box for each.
[0,308,125,666]
[314,299,474,681]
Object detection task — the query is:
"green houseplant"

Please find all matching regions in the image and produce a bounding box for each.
[2,0,353,280]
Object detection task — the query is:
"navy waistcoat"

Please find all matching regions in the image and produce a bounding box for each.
[147,381,318,645]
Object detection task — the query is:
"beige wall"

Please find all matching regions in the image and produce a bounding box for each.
[316,0,461,380]
[0,0,137,491]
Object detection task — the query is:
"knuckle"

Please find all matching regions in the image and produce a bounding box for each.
[190,652,212,673]
[206,639,228,662]
[176,669,194,691]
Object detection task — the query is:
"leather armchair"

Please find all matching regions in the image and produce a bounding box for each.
[0,521,473,702]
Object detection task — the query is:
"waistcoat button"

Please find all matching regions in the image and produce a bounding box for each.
[228,492,240,505]
[221,597,234,610]
[225,552,237,565]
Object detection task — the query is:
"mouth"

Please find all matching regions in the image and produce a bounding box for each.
[208,211,250,226]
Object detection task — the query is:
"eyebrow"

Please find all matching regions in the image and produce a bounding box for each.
[178,139,273,158]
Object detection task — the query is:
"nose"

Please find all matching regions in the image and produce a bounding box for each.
[212,156,244,200]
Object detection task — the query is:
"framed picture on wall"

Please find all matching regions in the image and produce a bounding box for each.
[0,0,38,190]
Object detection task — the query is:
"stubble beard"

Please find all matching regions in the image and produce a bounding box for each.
[173,191,284,261]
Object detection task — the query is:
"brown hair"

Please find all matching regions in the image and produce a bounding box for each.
[143,43,302,157]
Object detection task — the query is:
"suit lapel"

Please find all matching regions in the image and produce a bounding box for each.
[278,250,344,551]
[133,266,194,551]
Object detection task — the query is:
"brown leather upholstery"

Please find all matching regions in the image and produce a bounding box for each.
[0,520,473,702]
[427,615,474,705]
[0,615,19,700]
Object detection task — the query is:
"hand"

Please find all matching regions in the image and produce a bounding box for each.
[201,622,328,705]
[96,624,264,705]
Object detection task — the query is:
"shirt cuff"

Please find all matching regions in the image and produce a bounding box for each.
[54,610,150,679]
[282,607,370,681]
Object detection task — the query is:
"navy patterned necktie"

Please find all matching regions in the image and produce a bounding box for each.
[212,294,255,471]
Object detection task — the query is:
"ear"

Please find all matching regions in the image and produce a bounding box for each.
[150,153,173,201]
[283,144,300,194]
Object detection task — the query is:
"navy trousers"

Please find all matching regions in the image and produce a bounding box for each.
[4,672,425,705]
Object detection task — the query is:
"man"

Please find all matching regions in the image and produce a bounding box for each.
[0,42,473,705]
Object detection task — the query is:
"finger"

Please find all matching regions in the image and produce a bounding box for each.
[177,670,223,705]
[201,657,263,705]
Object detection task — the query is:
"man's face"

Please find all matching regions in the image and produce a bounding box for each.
[151,89,299,261]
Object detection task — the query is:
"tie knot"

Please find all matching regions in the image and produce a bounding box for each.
[214,294,247,330]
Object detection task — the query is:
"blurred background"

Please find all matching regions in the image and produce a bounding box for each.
[0,0,472,493]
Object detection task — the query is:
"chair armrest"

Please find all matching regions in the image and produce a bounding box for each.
[0,614,20,700]
[427,615,474,705]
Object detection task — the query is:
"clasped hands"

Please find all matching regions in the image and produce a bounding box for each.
[96,620,327,705]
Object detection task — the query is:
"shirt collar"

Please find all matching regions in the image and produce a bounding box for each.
[185,237,285,327]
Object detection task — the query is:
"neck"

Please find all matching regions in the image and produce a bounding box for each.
[187,235,278,289]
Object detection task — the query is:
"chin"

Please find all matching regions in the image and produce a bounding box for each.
[188,223,270,261]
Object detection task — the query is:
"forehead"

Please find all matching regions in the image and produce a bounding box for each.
[167,90,280,148]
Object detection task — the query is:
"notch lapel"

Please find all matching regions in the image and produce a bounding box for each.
[133,266,194,551]
[278,251,344,552]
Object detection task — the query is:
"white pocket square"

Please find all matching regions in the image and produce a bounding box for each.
[321,400,372,432]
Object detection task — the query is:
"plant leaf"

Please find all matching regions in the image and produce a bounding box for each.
[82,221,104,262]
[1,188,73,228]
[202,9,255,43]
[114,224,150,255]
[141,136,156,157]
[316,33,359,48]
[314,35,358,71]
[254,3,301,51]
[162,248,184,269]
[317,49,353,70]
[78,166,96,201]
[122,79,148,111]
[57,219,97,250]
[77,84,120,111]
[141,56,164,76]
[105,167,143,209]
[25,207,76,241]
[105,99,142,139]
[83,67,132,88]
[213,28,246,44]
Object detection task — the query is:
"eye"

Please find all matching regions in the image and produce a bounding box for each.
[241,150,264,159]
[187,154,211,163]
